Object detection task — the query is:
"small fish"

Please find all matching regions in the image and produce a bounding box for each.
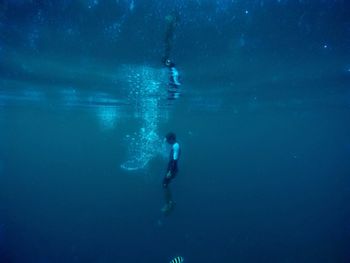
[170,256,184,263]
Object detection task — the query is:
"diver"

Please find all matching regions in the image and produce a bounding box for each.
[162,13,182,100]
[164,58,181,100]
[165,58,181,86]
[162,132,181,215]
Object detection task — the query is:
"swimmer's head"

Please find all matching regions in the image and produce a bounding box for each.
[165,132,176,144]
[162,57,175,67]
[165,59,172,66]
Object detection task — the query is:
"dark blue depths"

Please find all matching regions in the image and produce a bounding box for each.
[0,1,349,263]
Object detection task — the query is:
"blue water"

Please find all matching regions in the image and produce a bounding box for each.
[1,1,350,263]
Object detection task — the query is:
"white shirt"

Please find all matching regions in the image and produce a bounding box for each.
[172,142,180,160]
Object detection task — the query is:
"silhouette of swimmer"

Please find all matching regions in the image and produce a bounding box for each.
[162,14,182,100]
[164,58,181,100]
[162,132,180,215]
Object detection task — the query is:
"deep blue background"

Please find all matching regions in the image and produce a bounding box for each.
[1,1,350,262]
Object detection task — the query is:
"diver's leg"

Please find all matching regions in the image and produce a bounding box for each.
[162,175,175,214]
[163,176,170,189]
[164,186,173,205]
[162,186,175,214]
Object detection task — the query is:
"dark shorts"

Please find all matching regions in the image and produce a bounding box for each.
[162,170,177,189]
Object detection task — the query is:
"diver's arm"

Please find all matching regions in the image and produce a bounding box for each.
[166,159,176,177]
[166,143,179,177]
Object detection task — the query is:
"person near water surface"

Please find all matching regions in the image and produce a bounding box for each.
[162,13,181,100]
[162,132,181,215]
[164,58,181,100]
